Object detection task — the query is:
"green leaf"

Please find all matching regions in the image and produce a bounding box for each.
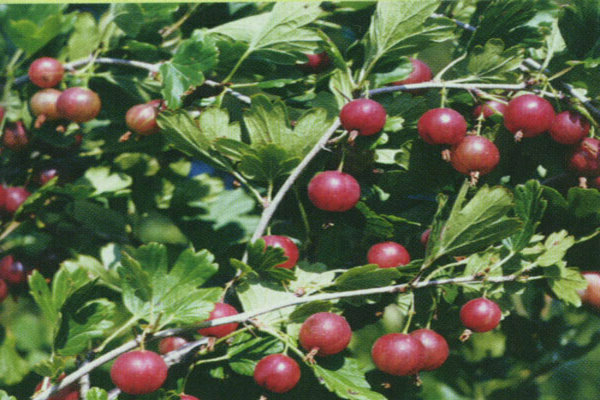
[547,264,587,306]
[355,202,394,240]
[288,301,334,323]
[160,31,218,108]
[227,333,284,376]
[70,200,128,242]
[237,276,297,324]
[463,39,524,81]
[111,3,179,37]
[334,265,401,306]
[559,0,600,58]
[0,390,18,400]
[135,212,189,245]
[67,13,100,60]
[507,180,547,251]
[536,231,575,267]
[0,333,29,386]
[86,388,109,400]
[362,1,454,78]
[312,358,387,400]
[6,14,67,55]
[29,271,59,327]
[372,57,412,86]
[114,153,160,177]
[238,144,300,183]
[32,357,66,379]
[81,167,132,196]
[426,183,522,263]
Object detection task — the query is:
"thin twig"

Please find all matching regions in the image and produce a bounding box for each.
[368,81,527,97]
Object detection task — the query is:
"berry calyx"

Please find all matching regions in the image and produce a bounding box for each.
[197,302,239,338]
[0,279,8,303]
[299,312,352,356]
[0,255,28,285]
[159,336,188,354]
[301,52,331,72]
[3,121,29,151]
[504,94,555,139]
[339,99,387,136]
[418,108,467,145]
[4,186,30,214]
[410,329,449,371]
[578,271,600,310]
[371,333,425,376]
[450,135,500,180]
[110,350,168,395]
[253,354,301,393]
[28,57,64,88]
[549,111,590,145]
[262,235,299,269]
[569,138,600,176]
[56,87,101,123]
[126,103,160,136]
[31,89,62,126]
[473,100,507,119]
[392,58,432,88]
[307,170,360,212]
[367,241,411,268]
[460,297,502,333]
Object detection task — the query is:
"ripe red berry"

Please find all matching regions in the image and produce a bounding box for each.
[420,228,432,247]
[569,138,600,176]
[299,312,352,356]
[35,374,79,400]
[56,87,101,123]
[31,89,62,121]
[253,354,301,393]
[0,185,5,210]
[579,271,600,310]
[3,121,29,151]
[197,302,239,338]
[392,58,432,88]
[29,57,64,88]
[371,333,425,376]
[159,336,188,354]
[301,52,331,72]
[409,329,449,371]
[0,255,28,285]
[339,99,387,136]
[180,395,200,400]
[110,350,168,395]
[367,242,411,268]
[4,186,30,214]
[473,100,507,119]
[418,108,467,145]
[126,103,160,135]
[307,170,360,212]
[262,235,299,269]
[0,279,8,303]
[504,94,555,139]
[460,297,502,332]
[549,111,590,145]
[450,135,500,176]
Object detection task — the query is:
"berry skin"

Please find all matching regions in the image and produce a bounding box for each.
[371,333,425,376]
[549,111,590,145]
[159,336,188,354]
[410,329,449,371]
[56,87,101,123]
[4,187,30,214]
[253,354,301,393]
[262,235,299,269]
[367,242,411,268]
[3,121,29,151]
[0,185,5,210]
[110,350,168,395]
[392,58,432,88]
[339,99,387,136]
[307,170,361,212]
[0,255,28,285]
[0,279,8,303]
[578,272,600,310]
[180,395,200,400]
[460,297,502,333]
[29,57,64,88]
[420,228,432,247]
[126,103,160,135]
[299,312,352,356]
[301,52,331,72]
[31,89,63,121]
[418,108,467,145]
[450,135,500,176]
[197,302,239,338]
[569,138,600,176]
[504,94,555,138]
[473,100,507,119]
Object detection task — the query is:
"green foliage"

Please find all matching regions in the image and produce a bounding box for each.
[558,0,600,58]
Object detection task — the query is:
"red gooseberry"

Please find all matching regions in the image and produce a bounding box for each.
[110,350,168,395]
[549,111,590,145]
[392,58,432,88]
[450,135,500,176]
[56,87,101,123]
[473,100,507,119]
[3,186,30,214]
[0,255,28,285]
[371,333,425,376]
[410,329,449,371]
[299,312,352,356]
[578,271,600,310]
[35,374,79,400]
[253,354,301,393]
[3,121,29,151]
[367,241,411,268]
[262,235,299,269]
[418,108,467,145]
[504,94,555,139]
[159,336,189,354]
[307,170,360,212]
[301,52,331,72]
[29,57,64,88]
[569,138,600,176]
[126,103,160,136]
[460,297,502,333]
[339,99,387,136]
[197,302,239,338]
[31,89,63,123]
[0,279,8,303]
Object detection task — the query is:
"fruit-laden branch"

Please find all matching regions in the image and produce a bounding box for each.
[368,81,528,96]
[32,272,534,400]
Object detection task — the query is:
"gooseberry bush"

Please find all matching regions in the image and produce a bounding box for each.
[1,1,600,400]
